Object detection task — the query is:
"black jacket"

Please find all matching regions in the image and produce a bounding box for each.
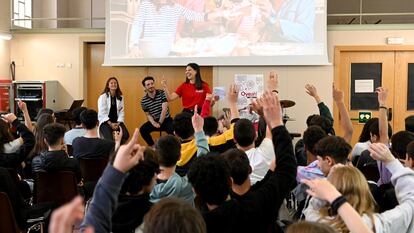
[203,125,297,233]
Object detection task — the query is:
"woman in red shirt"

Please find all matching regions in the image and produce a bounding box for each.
[162,63,211,114]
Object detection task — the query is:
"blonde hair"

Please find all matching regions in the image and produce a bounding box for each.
[319,166,376,232]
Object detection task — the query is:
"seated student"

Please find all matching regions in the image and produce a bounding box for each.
[203,116,219,137]
[187,91,297,233]
[150,135,196,205]
[233,118,274,184]
[150,111,207,203]
[0,113,35,169]
[80,129,142,233]
[222,148,277,198]
[351,118,378,160]
[295,84,335,166]
[0,167,55,230]
[296,125,327,182]
[142,197,207,233]
[36,123,81,182]
[112,148,159,233]
[72,109,120,159]
[64,107,87,145]
[173,111,215,176]
[304,143,414,233]
[405,115,414,133]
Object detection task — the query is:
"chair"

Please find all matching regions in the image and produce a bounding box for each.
[66,144,73,157]
[79,158,108,182]
[0,192,47,233]
[55,99,84,129]
[0,192,20,233]
[34,171,78,206]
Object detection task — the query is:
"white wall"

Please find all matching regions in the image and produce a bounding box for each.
[10,33,104,108]
[0,0,10,79]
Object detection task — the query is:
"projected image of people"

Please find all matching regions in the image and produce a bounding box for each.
[258,0,315,43]
[108,0,327,64]
[128,0,230,58]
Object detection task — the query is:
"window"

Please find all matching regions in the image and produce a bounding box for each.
[13,0,32,29]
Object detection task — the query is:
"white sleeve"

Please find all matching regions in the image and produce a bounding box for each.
[303,197,325,222]
[117,97,125,122]
[98,94,109,124]
[257,138,275,165]
[373,160,414,232]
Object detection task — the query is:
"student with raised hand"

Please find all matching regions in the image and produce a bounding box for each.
[187,90,297,233]
[0,113,35,168]
[81,128,144,233]
[302,177,374,233]
[304,143,414,233]
[332,84,353,144]
[304,84,335,134]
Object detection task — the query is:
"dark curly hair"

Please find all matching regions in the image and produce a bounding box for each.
[120,148,160,195]
[314,136,351,165]
[187,153,231,205]
[303,125,326,155]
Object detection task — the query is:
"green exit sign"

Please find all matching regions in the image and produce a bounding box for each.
[359,111,372,124]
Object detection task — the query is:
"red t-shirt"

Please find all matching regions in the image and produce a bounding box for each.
[175,82,211,109]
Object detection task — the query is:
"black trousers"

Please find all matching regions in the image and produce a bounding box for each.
[99,122,130,144]
[139,117,174,146]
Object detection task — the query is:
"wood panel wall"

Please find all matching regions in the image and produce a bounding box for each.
[86,43,213,144]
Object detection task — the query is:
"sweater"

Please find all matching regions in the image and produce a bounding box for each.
[203,125,297,233]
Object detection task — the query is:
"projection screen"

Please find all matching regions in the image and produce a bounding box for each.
[104,0,328,66]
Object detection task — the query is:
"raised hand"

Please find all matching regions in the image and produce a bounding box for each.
[368,143,395,164]
[113,126,123,143]
[113,128,145,173]
[376,87,388,106]
[161,79,168,89]
[267,71,279,91]
[192,105,204,133]
[250,98,264,116]
[49,196,92,233]
[18,100,28,112]
[305,84,321,103]
[332,83,344,103]
[227,84,239,105]
[261,91,283,129]
[302,178,342,204]
[1,113,17,123]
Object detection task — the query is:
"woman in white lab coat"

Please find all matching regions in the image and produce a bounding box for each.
[98,77,130,143]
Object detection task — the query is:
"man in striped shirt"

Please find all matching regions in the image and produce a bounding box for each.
[140,76,174,146]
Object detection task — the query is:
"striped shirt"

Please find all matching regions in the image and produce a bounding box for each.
[141,89,170,121]
[129,1,205,48]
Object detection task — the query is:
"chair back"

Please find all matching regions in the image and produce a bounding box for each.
[0,192,21,233]
[66,144,73,157]
[35,171,78,206]
[79,157,108,182]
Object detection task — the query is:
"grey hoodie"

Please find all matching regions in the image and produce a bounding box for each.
[149,172,195,205]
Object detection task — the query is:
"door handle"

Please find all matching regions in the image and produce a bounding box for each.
[388,107,392,121]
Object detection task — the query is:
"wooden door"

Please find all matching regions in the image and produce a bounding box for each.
[86,43,213,144]
[334,50,395,146]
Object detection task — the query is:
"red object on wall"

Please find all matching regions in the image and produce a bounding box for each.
[0,80,12,112]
